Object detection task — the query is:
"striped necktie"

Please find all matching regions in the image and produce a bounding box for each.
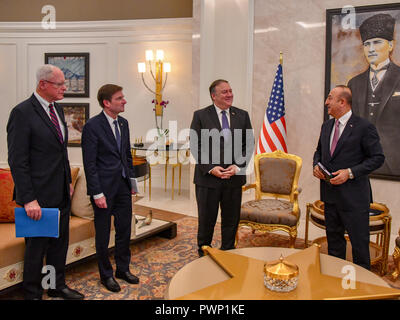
[48,104,63,144]
[330,119,340,156]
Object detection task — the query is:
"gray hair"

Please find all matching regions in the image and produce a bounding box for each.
[36,64,57,86]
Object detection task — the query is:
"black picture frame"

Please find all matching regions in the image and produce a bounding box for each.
[59,103,89,147]
[45,53,89,97]
[325,3,400,181]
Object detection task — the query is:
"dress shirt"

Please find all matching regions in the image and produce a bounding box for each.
[330,110,352,149]
[34,92,65,141]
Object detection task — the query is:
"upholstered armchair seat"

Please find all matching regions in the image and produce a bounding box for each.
[241,199,297,227]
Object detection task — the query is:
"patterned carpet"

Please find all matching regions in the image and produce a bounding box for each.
[1,215,399,300]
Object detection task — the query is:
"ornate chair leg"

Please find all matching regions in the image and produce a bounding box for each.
[392,246,400,281]
[289,230,297,248]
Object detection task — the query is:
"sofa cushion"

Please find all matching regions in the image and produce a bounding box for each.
[0,216,95,268]
[69,215,95,244]
[0,169,20,223]
[0,222,25,268]
[71,171,94,220]
[71,167,80,188]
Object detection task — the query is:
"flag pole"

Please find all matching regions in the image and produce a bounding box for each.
[280,51,283,65]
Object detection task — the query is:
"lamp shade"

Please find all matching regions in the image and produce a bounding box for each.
[137,62,146,73]
[156,50,164,61]
[145,50,154,61]
[164,62,171,73]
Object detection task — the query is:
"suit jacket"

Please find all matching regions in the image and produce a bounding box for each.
[7,94,72,207]
[313,114,384,211]
[190,105,254,188]
[348,62,400,176]
[82,111,134,198]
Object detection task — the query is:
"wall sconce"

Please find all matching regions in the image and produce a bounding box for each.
[138,49,171,131]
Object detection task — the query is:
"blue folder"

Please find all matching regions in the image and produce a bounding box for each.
[14,207,60,238]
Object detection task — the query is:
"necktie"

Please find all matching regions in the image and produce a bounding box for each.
[113,120,121,151]
[113,120,126,178]
[221,110,230,140]
[330,119,340,156]
[371,65,389,89]
[48,104,63,144]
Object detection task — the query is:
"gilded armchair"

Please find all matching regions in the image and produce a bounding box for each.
[237,150,302,248]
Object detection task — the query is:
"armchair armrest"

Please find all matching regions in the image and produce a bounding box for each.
[242,183,256,192]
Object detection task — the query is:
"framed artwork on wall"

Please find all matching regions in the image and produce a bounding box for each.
[325,3,400,180]
[59,103,89,147]
[45,52,89,97]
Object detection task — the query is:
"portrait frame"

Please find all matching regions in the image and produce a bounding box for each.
[325,3,400,181]
[45,53,89,97]
[59,103,89,147]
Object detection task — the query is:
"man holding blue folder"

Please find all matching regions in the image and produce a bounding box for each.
[7,65,84,300]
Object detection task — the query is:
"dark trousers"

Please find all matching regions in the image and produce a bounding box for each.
[324,202,370,270]
[195,184,242,256]
[91,177,132,280]
[23,203,70,300]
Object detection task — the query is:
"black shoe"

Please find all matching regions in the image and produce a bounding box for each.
[101,277,121,292]
[47,286,84,300]
[115,270,139,284]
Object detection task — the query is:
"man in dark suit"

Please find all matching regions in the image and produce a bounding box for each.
[190,79,254,256]
[313,85,384,270]
[348,13,400,177]
[7,65,84,300]
[82,84,138,292]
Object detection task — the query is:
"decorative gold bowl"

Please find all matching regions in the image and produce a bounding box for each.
[264,255,299,292]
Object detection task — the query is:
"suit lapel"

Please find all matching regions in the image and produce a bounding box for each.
[376,62,400,122]
[208,105,222,130]
[355,70,369,119]
[323,118,335,159]
[54,102,68,147]
[99,112,120,153]
[229,107,239,130]
[31,95,63,146]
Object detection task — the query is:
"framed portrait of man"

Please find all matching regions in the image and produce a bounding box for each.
[325,3,400,181]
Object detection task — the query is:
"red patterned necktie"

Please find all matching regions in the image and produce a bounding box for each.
[49,103,64,144]
[330,119,340,156]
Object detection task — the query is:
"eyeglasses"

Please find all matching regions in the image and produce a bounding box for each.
[44,80,67,87]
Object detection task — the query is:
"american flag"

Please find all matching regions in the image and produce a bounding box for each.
[256,63,287,154]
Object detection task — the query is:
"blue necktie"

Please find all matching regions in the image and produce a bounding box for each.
[113,120,126,178]
[221,110,230,140]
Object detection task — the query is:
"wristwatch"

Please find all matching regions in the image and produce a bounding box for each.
[348,168,354,179]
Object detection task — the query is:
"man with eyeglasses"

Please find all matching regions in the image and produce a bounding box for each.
[7,64,84,300]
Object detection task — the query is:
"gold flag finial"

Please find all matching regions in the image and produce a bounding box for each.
[280,51,283,65]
